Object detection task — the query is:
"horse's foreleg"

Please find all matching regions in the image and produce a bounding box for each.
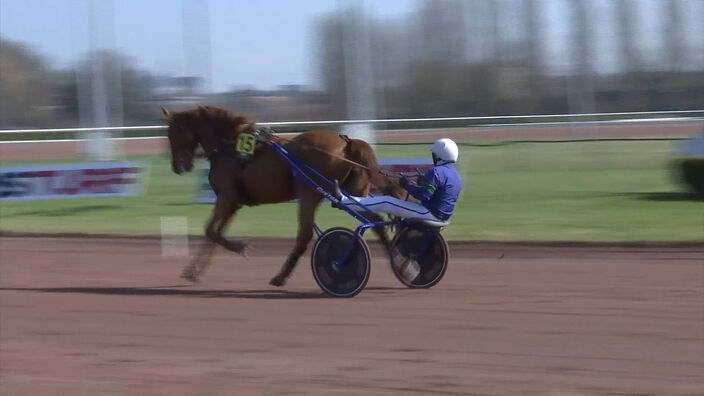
[181,195,243,282]
[270,193,321,287]
[181,214,218,282]
[181,239,216,282]
[206,204,247,255]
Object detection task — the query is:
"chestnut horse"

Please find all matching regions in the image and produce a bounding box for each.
[163,106,404,286]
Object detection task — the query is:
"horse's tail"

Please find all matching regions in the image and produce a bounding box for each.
[344,138,404,198]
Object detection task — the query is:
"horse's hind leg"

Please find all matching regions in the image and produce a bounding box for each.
[270,192,322,287]
[366,212,395,267]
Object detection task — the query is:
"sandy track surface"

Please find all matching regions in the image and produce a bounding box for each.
[1,236,702,395]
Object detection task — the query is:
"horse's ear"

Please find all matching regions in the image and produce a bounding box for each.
[161,106,170,118]
[237,122,256,133]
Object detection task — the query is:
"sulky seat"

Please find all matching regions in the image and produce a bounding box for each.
[405,218,451,228]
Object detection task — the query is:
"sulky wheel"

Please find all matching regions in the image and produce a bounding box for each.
[390,226,449,288]
[311,227,371,297]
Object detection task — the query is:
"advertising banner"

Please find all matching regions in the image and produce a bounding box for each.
[371,157,433,194]
[378,157,433,176]
[0,162,142,201]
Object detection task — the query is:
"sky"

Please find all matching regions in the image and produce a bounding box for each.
[1,0,702,93]
[0,0,415,92]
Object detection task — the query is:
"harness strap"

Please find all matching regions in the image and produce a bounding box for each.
[266,131,415,202]
[264,133,396,175]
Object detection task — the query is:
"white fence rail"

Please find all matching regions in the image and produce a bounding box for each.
[0,109,703,137]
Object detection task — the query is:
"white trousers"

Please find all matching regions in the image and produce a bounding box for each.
[340,195,441,221]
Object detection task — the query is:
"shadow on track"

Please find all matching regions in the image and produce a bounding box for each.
[1,286,327,300]
[616,192,703,202]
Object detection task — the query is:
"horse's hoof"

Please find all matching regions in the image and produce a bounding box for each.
[180,269,199,283]
[234,242,250,256]
[269,275,286,287]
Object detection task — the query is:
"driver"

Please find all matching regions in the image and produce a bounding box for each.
[335,138,463,222]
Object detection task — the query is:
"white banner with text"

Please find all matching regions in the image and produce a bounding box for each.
[0,162,142,201]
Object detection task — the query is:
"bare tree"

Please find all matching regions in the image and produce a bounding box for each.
[523,0,544,113]
[567,0,596,116]
[57,51,155,126]
[663,0,685,71]
[0,40,56,127]
[615,0,641,72]
[315,12,348,118]
[311,0,704,118]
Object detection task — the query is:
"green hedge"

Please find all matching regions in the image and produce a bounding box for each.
[676,158,704,196]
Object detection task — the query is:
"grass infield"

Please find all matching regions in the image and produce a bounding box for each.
[1,140,701,241]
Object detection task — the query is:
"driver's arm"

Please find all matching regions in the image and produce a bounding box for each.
[403,169,437,203]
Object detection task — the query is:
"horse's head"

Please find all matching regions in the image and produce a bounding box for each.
[163,106,259,174]
[163,107,198,175]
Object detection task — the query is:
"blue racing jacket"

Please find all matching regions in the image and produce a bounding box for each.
[404,163,463,220]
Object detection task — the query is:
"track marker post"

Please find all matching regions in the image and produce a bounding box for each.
[160,216,189,257]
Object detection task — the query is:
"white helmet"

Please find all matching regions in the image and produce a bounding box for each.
[431,138,459,163]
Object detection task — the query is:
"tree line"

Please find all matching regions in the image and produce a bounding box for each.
[0,40,156,128]
[316,0,704,119]
[2,0,703,129]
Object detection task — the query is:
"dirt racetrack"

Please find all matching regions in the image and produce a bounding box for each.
[1,236,702,395]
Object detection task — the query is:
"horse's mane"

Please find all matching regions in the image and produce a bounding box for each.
[179,106,256,139]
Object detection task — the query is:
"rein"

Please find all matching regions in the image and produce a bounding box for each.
[263,133,398,178]
[262,132,412,202]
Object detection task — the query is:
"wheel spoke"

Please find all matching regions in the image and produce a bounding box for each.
[311,227,371,297]
[391,226,449,288]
